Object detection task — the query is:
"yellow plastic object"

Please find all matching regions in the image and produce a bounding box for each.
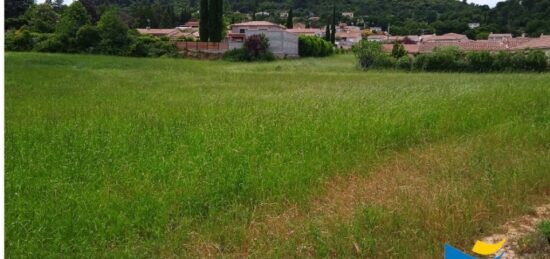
[471,239,506,256]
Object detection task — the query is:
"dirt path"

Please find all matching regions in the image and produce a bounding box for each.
[479,204,550,258]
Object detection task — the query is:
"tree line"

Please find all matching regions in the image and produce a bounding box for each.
[6,1,177,57]
[5,0,550,41]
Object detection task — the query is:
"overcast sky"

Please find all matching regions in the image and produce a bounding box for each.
[38,0,503,7]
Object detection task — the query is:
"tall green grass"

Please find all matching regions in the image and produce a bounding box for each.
[5,53,550,257]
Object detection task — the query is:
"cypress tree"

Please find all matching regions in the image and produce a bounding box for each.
[208,0,223,42]
[330,3,336,44]
[325,23,331,41]
[286,8,293,29]
[199,0,209,41]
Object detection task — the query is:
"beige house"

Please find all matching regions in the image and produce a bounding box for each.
[488,33,513,41]
[420,33,469,43]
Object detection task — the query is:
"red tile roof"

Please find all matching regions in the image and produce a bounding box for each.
[230,21,286,29]
[383,44,420,54]
[421,33,469,42]
[511,37,550,50]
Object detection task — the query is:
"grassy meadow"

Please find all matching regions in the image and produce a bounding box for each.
[5,52,550,258]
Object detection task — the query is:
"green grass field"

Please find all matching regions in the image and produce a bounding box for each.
[5,52,550,258]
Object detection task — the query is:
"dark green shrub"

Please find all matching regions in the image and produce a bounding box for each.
[424,47,466,72]
[511,52,527,71]
[298,36,333,57]
[76,25,100,52]
[467,51,494,72]
[493,51,513,72]
[391,42,407,59]
[412,54,429,71]
[396,56,412,71]
[25,4,59,33]
[524,49,548,72]
[223,48,250,61]
[129,35,177,57]
[224,34,274,62]
[97,8,130,55]
[5,29,34,51]
[56,1,91,44]
[353,40,383,69]
[372,54,396,69]
[33,34,63,52]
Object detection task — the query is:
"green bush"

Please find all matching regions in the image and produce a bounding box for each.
[424,47,466,72]
[33,34,63,52]
[524,49,548,72]
[298,36,333,57]
[353,40,383,69]
[97,8,130,55]
[129,35,177,57]
[511,52,527,71]
[372,54,396,69]
[396,56,412,71]
[493,51,513,72]
[223,48,250,61]
[5,29,34,51]
[412,54,429,71]
[467,51,494,72]
[25,4,59,33]
[76,25,100,52]
[224,34,275,62]
[391,42,407,59]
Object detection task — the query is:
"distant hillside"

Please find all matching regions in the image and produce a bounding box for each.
[7,0,549,37]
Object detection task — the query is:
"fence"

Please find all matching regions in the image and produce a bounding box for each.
[176,41,229,52]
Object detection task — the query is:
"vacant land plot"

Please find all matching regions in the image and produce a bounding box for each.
[5,53,550,258]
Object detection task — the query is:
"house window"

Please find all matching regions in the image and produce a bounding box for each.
[239,29,245,33]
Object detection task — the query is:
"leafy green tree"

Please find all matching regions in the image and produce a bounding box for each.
[209,0,224,42]
[352,40,383,69]
[286,7,293,29]
[391,42,406,59]
[25,4,59,33]
[324,23,330,41]
[97,8,130,54]
[56,1,92,50]
[76,24,101,51]
[6,0,33,19]
[200,0,209,41]
[330,3,336,44]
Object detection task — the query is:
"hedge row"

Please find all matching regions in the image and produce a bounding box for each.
[353,41,550,72]
[298,36,333,57]
[5,3,177,58]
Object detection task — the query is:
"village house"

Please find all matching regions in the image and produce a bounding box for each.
[420,33,470,43]
[255,11,270,17]
[512,35,550,55]
[488,33,513,41]
[308,16,321,22]
[342,12,354,19]
[136,28,196,40]
[286,28,324,37]
[468,22,480,29]
[383,34,550,56]
[182,21,199,28]
[227,21,299,58]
